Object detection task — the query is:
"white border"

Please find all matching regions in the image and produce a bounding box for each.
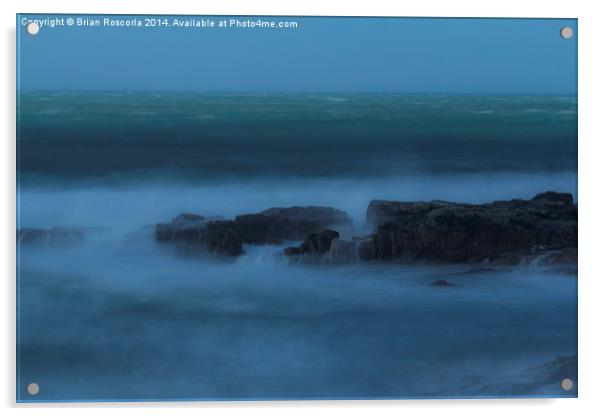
[3,1,601,415]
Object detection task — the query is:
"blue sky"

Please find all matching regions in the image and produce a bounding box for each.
[17,15,577,94]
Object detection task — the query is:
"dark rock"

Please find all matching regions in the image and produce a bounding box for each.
[357,237,377,261]
[155,206,350,257]
[260,206,349,224]
[304,230,340,254]
[201,220,243,256]
[328,239,359,263]
[367,192,577,264]
[155,213,208,243]
[155,213,239,256]
[366,200,456,229]
[18,227,85,247]
[236,206,351,244]
[233,214,274,244]
[296,235,376,263]
[154,206,350,258]
[284,229,340,257]
[283,246,303,256]
[430,279,458,287]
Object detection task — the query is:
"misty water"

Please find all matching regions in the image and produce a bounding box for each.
[17,93,577,400]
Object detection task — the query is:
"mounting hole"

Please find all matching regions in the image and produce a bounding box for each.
[26,22,40,36]
[26,382,40,395]
[560,26,573,40]
[560,378,574,391]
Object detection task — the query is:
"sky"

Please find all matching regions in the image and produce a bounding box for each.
[17,15,577,94]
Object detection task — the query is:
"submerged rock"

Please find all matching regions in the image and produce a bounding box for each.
[18,227,85,247]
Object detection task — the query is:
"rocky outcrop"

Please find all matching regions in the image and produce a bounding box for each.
[235,206,351,244]
[155,213,216,243]
[328,239,359,263]
[155,193,576,264]
[155,206,351,257]
[285,192,577,266]
[367,191,577,264]
[285,235,375,263]
[18,227,85,247]
[201,220,243,256]
[283,230,340,258]
[155,213,240,256]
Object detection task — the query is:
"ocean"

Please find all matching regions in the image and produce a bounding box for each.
[17,92,578,400]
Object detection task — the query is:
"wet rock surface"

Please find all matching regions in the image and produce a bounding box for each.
[201,220,243,256]
[155,213,216,243]
[155,206,351,257]
[235,206,351,244]
[155,213,240,257]
[366,191,577,264]
[154,192,577,265]
[283,229,340,259]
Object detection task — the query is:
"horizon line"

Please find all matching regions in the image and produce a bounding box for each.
[16,89,577,96]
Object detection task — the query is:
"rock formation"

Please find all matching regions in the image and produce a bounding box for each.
[285,192,577,266]
[235,206,351,244]
[283,229,340,258]
[367,191,576,263]
[155,206,351,257]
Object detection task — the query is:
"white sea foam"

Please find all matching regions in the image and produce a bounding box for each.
[17,237,577,400]
[18,172,577,237]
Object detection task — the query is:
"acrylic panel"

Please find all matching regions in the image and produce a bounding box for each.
[16,14,578,402]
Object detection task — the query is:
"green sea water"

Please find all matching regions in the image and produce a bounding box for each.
[18,92,577,183]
